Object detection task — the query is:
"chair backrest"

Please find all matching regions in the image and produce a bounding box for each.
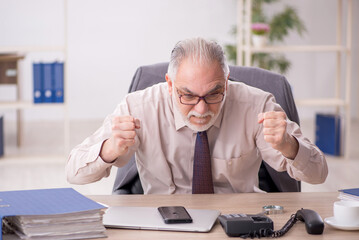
[112,62,301,194]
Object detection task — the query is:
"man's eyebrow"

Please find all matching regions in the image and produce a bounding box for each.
[179,84,224,96]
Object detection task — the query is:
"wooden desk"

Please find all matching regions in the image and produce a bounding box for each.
[90,192,358,239]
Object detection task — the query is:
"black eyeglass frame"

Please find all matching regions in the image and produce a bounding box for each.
[175,88,225,105]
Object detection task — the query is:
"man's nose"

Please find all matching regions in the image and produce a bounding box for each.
[193,99,208,115]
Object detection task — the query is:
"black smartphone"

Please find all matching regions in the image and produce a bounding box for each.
[158,206,193,224]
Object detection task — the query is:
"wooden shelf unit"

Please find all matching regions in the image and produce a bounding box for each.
[0,46,66,53]
[0,0,69,155]
[241,45,349,53]
[236,0,353,158]
[0,101,67,110]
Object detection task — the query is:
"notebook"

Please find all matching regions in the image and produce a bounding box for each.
[103,206,220,232]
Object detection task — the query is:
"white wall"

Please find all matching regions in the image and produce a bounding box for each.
[0,0,358,122]
[67,0,237,120]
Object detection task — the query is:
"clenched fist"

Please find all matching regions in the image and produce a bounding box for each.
[258,111,298,159]
[100,116,140,163]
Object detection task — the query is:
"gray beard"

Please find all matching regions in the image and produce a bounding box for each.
[171,88,225,132]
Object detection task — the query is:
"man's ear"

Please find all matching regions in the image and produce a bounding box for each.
[165,74,173,96]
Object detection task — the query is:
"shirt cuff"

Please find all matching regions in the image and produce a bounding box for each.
[287,136,311,171]
[89,141,115,168]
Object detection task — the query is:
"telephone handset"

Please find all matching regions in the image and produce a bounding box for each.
[219,208,324,238]
[296,208,324,234]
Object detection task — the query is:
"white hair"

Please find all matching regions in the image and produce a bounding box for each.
[167,37,230,81]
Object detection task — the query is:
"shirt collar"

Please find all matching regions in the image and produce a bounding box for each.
[213,103,224,129]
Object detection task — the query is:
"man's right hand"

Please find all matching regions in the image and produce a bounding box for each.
[100,116,141,163]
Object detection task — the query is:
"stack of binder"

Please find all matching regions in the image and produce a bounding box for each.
[33,62,64,104]
[0,188,107,240]
[338,188,359,201]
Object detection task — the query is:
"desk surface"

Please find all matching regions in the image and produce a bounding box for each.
[89,192,358,240]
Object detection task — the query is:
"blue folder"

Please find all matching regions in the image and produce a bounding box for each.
[0,188,106,240]
[315,113,341,156]
[339,188,359,197]
[42,63,53,103]
[32,63,43,103]
[53,62,64,103]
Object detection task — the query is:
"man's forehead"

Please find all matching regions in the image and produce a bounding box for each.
[177,83,225,95]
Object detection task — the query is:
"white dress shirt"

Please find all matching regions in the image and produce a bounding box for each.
[66,81,328,194]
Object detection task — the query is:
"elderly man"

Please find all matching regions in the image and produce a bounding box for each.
[66,37,328,194]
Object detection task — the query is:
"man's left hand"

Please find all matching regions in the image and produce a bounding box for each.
[258,111,299,159]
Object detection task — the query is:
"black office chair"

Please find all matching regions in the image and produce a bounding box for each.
[112,62,301,194]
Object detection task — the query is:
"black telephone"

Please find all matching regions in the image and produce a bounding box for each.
[219,208,324,238]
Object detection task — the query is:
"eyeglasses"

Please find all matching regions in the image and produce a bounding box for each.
[176,88,225,105]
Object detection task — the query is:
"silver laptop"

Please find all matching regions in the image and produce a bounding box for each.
[103,206,220,232]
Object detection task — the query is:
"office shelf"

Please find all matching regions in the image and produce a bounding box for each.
[0,46,65,53]
[295,98,347,107]
[242,45,349,53]
[0,0,69,153]
[0,101,67,110]
[236,0,352,158]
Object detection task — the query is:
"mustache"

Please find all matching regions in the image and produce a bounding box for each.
[187,111,215,119]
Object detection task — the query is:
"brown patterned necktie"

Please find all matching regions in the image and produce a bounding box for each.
[192,131,214,194]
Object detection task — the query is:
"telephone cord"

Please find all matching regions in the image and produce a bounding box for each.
[239,213,299,239]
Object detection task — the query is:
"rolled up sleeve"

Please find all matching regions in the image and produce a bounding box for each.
[284,135,328,184]
[66,99,138,184]
[257,94,328,185]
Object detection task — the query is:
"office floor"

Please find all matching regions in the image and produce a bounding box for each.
[0,119,358,195]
